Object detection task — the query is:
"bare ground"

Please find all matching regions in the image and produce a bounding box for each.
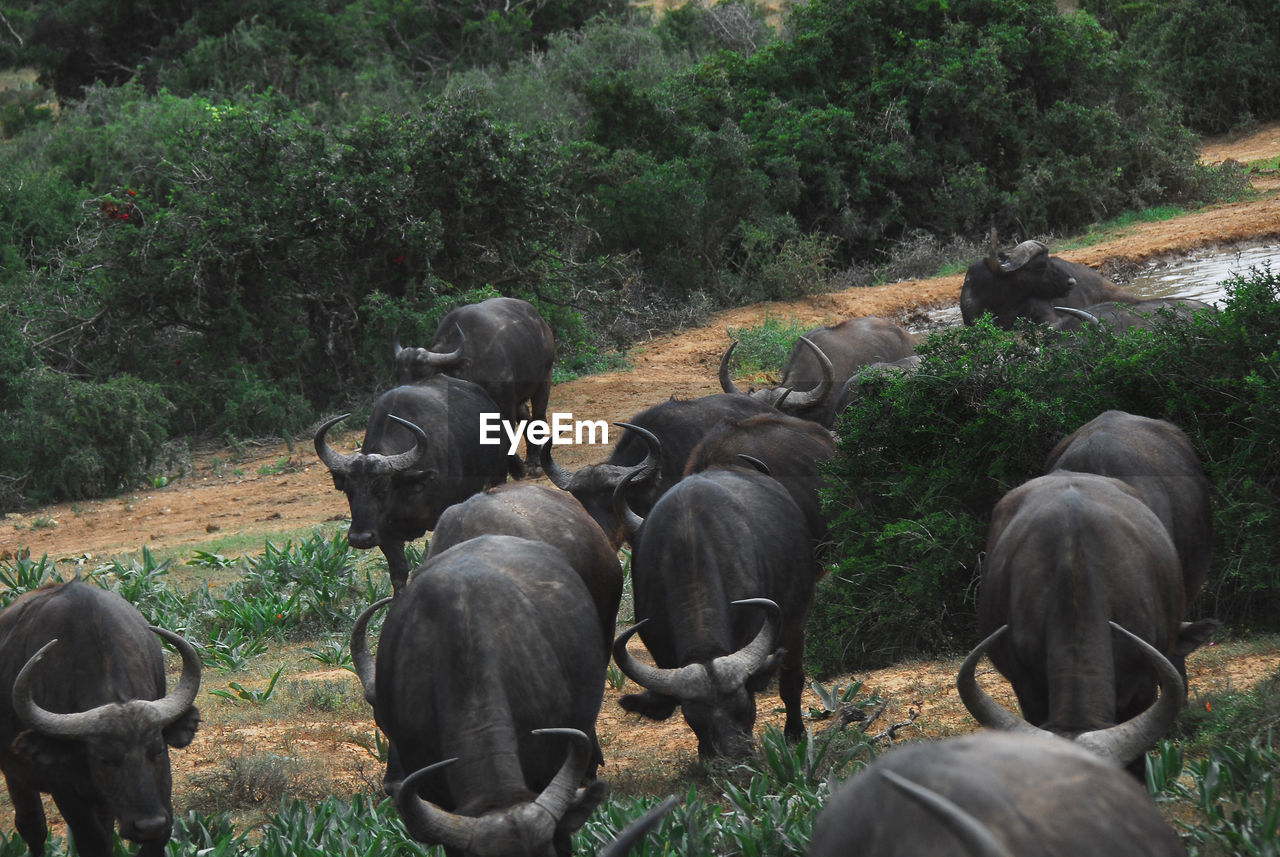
[3,124,1280,830]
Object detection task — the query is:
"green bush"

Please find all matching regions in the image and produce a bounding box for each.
[0,368,173,506]
[815,266,1280,673]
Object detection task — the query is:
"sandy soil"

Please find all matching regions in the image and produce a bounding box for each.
[2,123,1280,829]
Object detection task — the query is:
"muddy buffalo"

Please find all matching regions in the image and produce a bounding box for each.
[961,238,1139,328]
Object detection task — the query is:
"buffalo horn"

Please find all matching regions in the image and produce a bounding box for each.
[350,596,393,706]
[612,467,647,537]
[14,626,202,738]
[879,769,1014,857]
[996,240,1047,274]
[719,340,746,395]
[957,622,1187,767]
[314,413,356,471]
[737,454,771,476]
[1073,622,1186,767]
[773,336,833,410]
[956,625,1057,738]
[393,728,593,854]
[1053,306,1100,325]
[541,422,660,493]
[376,414,429,474]
[612,599,782,701]
[422,324,465,367]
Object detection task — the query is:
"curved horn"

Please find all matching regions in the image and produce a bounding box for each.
[379,415,429,473]
[1072,622,1186,767]
[1053,306,1100,325]
[719,340,746,395]
[997,240,1047,274]
[880,769,1014,857]
[14,627,203,738]
[540,439,576,489]
[599,795,681,857]
[393,729,593,855]
[423,324,465,367]
[956,625,1054,738]
[612,467,646,538]
[774,337,833,410]
[314,413,356,471]
[615,422,661,483]
[706,598,782,691]
[350,597,393,706]
[612,599,781,701]
[737,454,771,476]
[144,625,204,726]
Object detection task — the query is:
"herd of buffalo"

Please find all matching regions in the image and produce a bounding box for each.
[0,238,1225,855]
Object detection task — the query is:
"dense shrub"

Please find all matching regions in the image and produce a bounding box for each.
[1084,0,1280,134]
[814,266,1280,673]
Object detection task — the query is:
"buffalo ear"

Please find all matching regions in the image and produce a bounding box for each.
[11,731,79,769]
[745,649,786,693]
[619,690,679,722]
[163,706,201,749]
[563,779,609,832]
[1173,618,1222,659]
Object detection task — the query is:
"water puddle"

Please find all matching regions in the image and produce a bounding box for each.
[906,240,1280,333]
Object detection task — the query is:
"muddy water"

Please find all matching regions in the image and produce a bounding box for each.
[1123,241,1280,304]
[910,241,1280,332]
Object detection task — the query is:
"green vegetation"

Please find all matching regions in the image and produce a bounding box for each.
[817,265,1280,672]
[0,0,1260,510]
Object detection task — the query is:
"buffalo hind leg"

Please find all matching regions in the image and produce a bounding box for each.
[523,383,551,477]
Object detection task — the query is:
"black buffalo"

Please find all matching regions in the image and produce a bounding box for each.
[315,378,509,593]
[394,297,555,478]
[825,354,922,426]
[807,732,1186,856]
[541,396,773,547]
[682,411,836,554]
[959,472,1216,772]
[961,238,1139,329]
[1045,410,1213,601]
[0,580,202,857]
[351,534,608,857]
[720,317,916,425]
[1050,297,1217,333]
[425,482,623,655]
[611,467,817,758]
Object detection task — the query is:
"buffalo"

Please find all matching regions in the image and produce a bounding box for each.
[720,317,916,425]
[1045,410,1213,601]
[1050,297,1217,333]
[683,411,837,553]
[394,297,555,478]
[0,580,202,857]
[825,354,922,427]
[425,482,623,655]
[351,534,608,857]
[960,238,1139,329]
[541,396,773,546]
[611,467,817,757]
[959,471,1217,774]
[314,378,509,593]
[807,731,1186,856]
